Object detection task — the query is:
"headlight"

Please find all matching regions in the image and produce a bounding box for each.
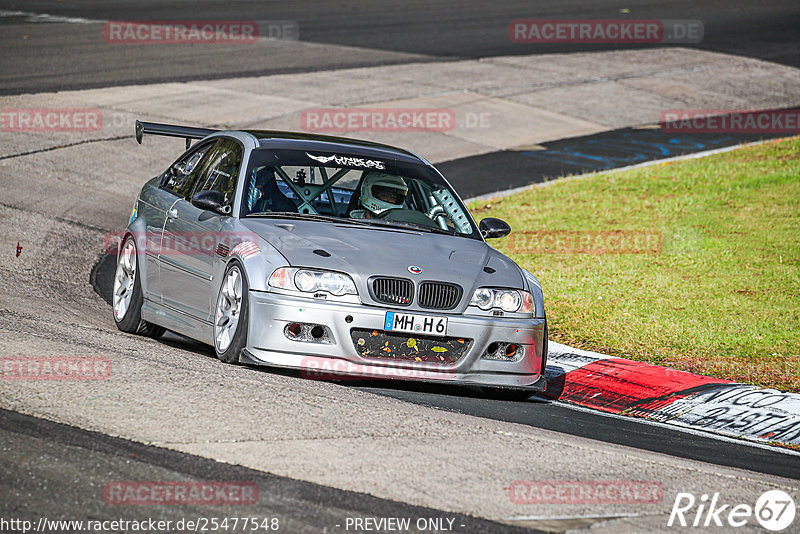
[473,288,494,310]
[469,288,534,314]
[294,270,317,292]
[497,290,521,312]
[269,267,357,296]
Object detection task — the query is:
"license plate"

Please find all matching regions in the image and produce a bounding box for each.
[384,311,447,336]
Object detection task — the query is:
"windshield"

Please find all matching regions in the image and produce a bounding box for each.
[241,148,480,239]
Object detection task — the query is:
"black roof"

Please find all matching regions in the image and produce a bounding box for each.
[134,121,424,164]
[248,130,424,165]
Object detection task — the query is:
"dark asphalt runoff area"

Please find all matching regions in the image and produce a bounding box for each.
[0,0,798,93]
[0,408,540,534]
[438,125,797,199]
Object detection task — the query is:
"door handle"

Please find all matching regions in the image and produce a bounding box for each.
[167,208,178,219]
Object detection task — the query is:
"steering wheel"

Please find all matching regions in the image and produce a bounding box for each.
[378,208,444,230]
[375,207,403,219]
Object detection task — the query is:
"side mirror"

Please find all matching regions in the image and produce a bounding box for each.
[191,190,230,215]
[479,217,511,239]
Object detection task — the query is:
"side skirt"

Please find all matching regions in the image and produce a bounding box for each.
[142,299,214,345]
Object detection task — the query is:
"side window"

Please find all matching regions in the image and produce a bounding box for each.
[245,166,299,215]
[162,142,214,198]
[192,138,243,208]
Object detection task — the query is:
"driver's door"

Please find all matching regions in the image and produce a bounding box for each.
[160,138,243,322]
[145,141,212,303]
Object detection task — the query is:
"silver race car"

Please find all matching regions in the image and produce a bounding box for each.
[113,121,547,397]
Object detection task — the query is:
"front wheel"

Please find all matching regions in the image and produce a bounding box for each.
[214,262,249,364]
[113,236,165,338]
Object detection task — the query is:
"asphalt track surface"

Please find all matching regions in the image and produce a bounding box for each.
[90,246,800,484]
[0,0,799,93]
[3,1,800,530]
[0,408,537,534]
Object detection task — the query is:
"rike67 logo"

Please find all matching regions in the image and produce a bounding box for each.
[668,490,795,531]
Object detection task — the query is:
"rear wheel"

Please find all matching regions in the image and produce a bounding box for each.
[112,236,165,338]
[214,262,249,364]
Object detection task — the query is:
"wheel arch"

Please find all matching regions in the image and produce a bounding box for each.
[117,221,150,297]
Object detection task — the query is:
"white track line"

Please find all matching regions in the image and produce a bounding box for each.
[506,512,640,521]
[0,10,101,24]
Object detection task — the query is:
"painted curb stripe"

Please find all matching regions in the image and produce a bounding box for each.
[543,357,731,414]
[545,348,800,447]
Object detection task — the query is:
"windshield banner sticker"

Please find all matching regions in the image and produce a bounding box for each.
[306,152,386,170]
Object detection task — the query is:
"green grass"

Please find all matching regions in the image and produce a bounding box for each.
[469,137,800,392]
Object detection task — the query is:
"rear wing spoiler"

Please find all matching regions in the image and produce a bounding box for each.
[135,120,219,149]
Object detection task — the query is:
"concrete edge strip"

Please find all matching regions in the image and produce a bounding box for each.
[544,343,800,448]
[461,139,800,448]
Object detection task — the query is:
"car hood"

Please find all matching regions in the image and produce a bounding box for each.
[241,218,524,306]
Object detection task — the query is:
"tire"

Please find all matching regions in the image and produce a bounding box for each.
[213,261,249,364]
[113,235,165,338]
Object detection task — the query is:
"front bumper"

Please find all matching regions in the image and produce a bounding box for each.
[242,290,547,390]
